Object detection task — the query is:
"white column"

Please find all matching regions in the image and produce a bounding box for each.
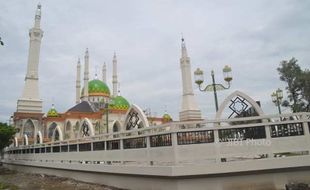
[17,4,43,113]
[179,38,202,121]
[102,62,107,83]
[83,49,89,100]
[112,53,118,97]
[76,58,81,104]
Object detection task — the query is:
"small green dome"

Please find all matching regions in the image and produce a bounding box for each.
[163,113,172,122]
[83,79,110,97]
[110,96,130,111]
[47,106,59,117]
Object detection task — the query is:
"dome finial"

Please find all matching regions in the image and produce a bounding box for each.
[34,3,42,28]
[181,35,188,57]
[118,83,121,96]
[95,65,99,79]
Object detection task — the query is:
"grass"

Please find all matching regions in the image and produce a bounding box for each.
[0,182,18,190]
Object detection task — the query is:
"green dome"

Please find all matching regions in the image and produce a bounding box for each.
[47,106,59,117]
[163,113,172,122]
[110,96,130,111]
[83,79,110,97]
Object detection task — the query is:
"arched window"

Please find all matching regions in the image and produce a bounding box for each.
[48,123,57,139]
[23,120,35,138]
[95,121,100,134]
[66,121,72,131]
[81,121,90,137]
[124,104,149,131]
[54,130,60,141]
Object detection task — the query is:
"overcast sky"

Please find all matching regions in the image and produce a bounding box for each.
[0,0,309,122]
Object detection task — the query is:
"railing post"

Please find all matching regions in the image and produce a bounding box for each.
[214,129,221,163]
[146,136,151,165]
[301,113,309,136]
[263,119,273,158]
[171,132,179,165]
[120,139,124,164]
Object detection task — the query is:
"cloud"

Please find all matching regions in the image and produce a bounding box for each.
[0,0,309,122]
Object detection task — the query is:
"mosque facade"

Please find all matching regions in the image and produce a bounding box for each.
[12,4,200,146]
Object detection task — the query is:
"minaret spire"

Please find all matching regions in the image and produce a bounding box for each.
[76,58,81,104]
[17,4,44,113]
[112,52,118,97]
[34,3,41,28]
[181,37,188,58]
[102,62,106,83]
[179,38,201,121]
[83,48,89,100]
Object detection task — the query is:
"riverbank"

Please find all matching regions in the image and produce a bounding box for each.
[0,166,123,190]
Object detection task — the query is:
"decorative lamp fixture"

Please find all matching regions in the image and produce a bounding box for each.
[194,68,204,86]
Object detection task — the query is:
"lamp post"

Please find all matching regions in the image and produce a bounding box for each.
[100,99,113,134]
[105,103,109,134]
[271,88,283,114]
[194,65,233,112]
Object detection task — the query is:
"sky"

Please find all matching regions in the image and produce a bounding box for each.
[0,0,309,123]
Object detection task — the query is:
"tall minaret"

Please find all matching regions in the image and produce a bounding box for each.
[102,62,106,83]
[112,52,118,97]
[17,4,44,113]
[179,38,202,121]
[83,48,89,100]
[76,58,81,104]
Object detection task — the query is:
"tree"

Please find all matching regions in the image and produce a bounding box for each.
[0,122,16,151]
[277,57,310,112]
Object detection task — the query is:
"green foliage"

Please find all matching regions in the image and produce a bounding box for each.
[0,122,16,150]
[0,182,18,190]
[277,57,310,112]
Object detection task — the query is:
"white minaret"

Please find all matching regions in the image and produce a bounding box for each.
[17,4,44,113]
[179,38,202,121]
[83,48,89,100]
[76,58,81,104]
[112,52,118,97]
[102,62,106,83]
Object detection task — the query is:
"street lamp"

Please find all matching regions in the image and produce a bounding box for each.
[271,88,283,114]
[194,65,233,112]
[99,99,114,134]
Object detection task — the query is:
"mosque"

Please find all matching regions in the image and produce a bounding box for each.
[12,4,202,145]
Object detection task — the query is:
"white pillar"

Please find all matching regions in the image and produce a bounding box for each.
[17,4,43,113]
[112,53,118,97]
[102,62,107,83]
[179,38,202,121]
[83,48,89,100]
[76,58,81,104]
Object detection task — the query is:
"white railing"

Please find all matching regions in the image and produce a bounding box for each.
[4,112,310,168]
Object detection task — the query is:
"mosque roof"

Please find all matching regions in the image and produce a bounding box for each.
[67,101,96,113]
[109,95,130,111]
[82,79,110,97]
